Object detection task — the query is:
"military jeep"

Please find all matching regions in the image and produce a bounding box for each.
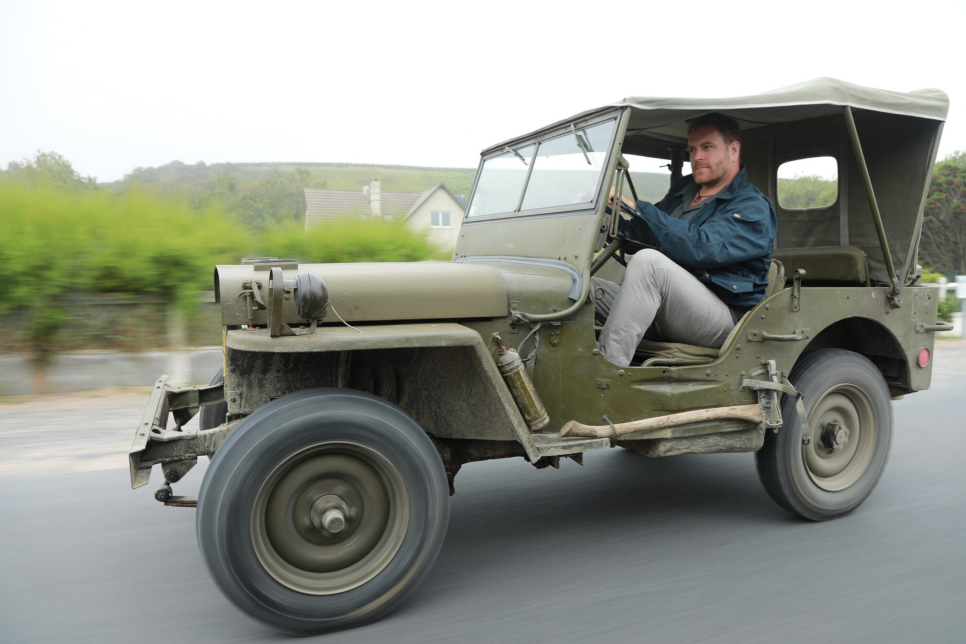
[129,78,951,634]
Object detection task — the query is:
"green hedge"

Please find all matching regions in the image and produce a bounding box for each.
[0,184,443,354]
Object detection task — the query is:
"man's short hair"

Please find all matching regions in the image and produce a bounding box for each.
[687,112,742,146]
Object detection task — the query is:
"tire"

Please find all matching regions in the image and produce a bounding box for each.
[196,388,450,635]
[755,349,893,521]
[198,368,228,430]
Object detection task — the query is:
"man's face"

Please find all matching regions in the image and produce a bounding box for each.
[687,125,739,186]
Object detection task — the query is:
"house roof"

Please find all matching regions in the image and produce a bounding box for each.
[305,184,467,224]
[304,189,366,220]
[304,188,421,221]
[403,184,466,220]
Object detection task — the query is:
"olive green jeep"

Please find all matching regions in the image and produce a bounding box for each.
[129,78,951,634]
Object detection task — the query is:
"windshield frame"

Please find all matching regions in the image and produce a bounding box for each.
[463,109,623,224]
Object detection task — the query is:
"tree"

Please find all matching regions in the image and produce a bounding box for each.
[777,174,837,209]
[919,152,966,273]
[1,151,97,192]
[200,167,326,230]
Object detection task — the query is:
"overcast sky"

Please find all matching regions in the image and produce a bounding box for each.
[1,0,963,183]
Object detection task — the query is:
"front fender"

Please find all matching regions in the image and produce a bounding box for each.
[225,324,540,462]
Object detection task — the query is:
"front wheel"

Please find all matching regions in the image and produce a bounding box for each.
[755,349,893,521]
[196,388,450,635]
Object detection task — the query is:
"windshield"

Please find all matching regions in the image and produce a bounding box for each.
[467,118,616,218]
[466,145,535,218]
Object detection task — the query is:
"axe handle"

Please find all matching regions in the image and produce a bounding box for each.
[560,405,763,438]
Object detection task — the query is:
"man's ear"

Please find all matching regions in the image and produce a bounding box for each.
[731,141,741,162]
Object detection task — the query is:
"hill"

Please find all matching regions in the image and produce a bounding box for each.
[103,160,674,204]
[106,161,481,197]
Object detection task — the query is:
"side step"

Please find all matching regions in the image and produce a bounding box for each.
[530,433,611,458]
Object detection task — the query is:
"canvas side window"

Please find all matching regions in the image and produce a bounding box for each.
[430,211,451,228]
[777,157,838,209]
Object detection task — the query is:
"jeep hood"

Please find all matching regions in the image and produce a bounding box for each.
[215,261,509,326]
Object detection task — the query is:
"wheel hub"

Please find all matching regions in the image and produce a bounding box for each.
[803,385,878,491]
[820,420,850,450]
[310,495,349,534]
[250,441,410,595]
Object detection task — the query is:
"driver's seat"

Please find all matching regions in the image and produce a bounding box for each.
[629,259,785,366]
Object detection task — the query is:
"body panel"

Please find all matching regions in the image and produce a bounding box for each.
[490,284,937,435]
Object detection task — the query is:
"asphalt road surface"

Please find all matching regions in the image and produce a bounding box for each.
[2,347,965,643]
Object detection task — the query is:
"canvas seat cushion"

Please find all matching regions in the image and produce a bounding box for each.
[634,338,720,361]
[770,246,869,285]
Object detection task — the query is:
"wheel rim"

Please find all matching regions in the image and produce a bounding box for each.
[802,384,878,492]
[251,440,410,595]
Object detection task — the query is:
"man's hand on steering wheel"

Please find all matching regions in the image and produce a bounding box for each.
[607,186,637,215]
[603,188,659,266]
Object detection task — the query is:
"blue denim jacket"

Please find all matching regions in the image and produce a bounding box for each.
[621,167,777,319]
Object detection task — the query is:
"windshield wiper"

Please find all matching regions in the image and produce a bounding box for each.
[504,146,528,166]
[570,124,592,165]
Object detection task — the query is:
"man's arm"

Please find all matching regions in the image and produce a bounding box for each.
[628,192,776,269]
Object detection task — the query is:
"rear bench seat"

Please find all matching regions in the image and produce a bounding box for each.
[770,245,870,286]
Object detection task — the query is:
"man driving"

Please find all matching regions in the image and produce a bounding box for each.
[593,112,777,367]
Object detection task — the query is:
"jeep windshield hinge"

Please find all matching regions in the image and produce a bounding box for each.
[791,269,805,312]
[505,146,528,166]
[571,124,592,165]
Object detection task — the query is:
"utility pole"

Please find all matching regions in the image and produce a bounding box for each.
[957,276,966,340]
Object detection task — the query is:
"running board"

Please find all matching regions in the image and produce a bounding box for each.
[531,434,611,457]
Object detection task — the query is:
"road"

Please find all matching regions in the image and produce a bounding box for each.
[1,345,965,643]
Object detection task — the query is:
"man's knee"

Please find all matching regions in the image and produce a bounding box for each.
[628,248,671,267]
[625,248,673,280]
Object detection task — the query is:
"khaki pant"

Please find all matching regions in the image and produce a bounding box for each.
[593,249,735,367]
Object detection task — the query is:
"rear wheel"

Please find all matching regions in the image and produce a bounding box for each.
[197,388,449,635]
[755,349,893,521]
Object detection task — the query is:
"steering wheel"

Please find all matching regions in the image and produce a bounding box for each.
[602,199,657,267]
[593,161,657,268]
[612,232,657,267]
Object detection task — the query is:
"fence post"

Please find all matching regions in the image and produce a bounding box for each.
[166,307,191,385]
[956,277,966,340]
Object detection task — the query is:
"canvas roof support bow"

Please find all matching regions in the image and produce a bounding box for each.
[843,106,902,305]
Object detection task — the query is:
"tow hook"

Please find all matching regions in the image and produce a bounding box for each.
[154,483,198,508]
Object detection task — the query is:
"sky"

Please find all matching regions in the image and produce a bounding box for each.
[1,0,963,183]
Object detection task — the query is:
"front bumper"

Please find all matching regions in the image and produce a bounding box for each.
[129,375,231,489]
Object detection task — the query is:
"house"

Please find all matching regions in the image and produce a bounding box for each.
[302,179,466,252]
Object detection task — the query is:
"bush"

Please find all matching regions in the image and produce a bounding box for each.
[258,220,446,264]
[0,184,246,354]
[0,184,442,355]
[937,292,959,323]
